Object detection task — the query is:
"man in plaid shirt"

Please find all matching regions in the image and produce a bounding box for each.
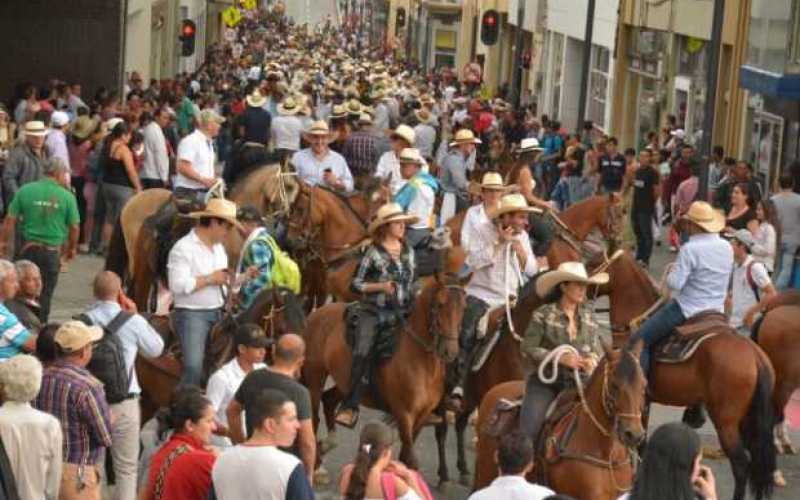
[235,205,276,310]
[341,114,388,189]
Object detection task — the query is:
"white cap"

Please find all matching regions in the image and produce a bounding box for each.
[51,111,70,128]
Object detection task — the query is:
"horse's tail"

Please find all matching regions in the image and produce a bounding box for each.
[741,357,777,499]
[105,219,128,279]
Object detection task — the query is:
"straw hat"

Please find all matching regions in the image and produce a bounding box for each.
[398,148,424,166]
[277,96,300,115]
[246,90,267,107]
[368,202,419,234]
[186,198,243,230]
[518,137,544,154]
[681,201,725,233]
[71,115,100,140]
[329,104,347,119]
[535,261,610,299]
[414,108,435,125]
[449,129,482,147]
[55,321,104,353]
[357,113,373,125]
[390,124,415,146]
[476,172,506,191]
[488,193,542,219]
[346,99,362,116]
[302,120,335,142]
[23,121,48,137]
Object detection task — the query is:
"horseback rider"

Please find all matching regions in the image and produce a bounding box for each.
[439,129,480,221]
[394,148,439,248]
[448,193,539,411]
[291,120,354,192]
[460,172,506,251]
[225,90,271,186]
[233,205,276,310]
[335,203,418,427]
[511,138,556,265]
[175,109,225,206]
[518,262,608,441]
[376,125,426,196]
[627,201,732,378]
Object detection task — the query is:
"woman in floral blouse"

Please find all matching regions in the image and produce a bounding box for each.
[336,203,417,428]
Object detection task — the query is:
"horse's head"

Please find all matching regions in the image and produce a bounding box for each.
[429,274,467,363]
[285,182,317,251]
[267,286,307,336]
[597,193,624,251]
[361,177,391,221]
[601,342,647,448]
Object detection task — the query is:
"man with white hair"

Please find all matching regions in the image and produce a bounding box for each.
[175,109,225,205]
[0,354,63,500]
[0,259,36,360]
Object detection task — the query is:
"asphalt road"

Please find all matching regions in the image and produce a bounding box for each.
[56,241,800,499]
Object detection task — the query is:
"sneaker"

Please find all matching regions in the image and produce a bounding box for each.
[78,243,90,254]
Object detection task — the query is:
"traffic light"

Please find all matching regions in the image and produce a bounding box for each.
[480,10,499,46]
[180,19,196,57]
[396,7,406,29]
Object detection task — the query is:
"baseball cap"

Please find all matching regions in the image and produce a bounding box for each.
[51,111,70,128]
[671,128,686,140]
[55,321,103,353]
[234,325,272,349]
[724,229,754,248]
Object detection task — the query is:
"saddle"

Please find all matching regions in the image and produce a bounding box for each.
[653,310,730,364]
[343,303,401,362]
[470,307,508,372]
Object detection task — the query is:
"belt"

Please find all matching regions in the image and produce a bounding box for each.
[173,186,208,194]
[20,241,61,253]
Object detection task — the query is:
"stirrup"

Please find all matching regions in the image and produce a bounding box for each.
[335,407,359,429]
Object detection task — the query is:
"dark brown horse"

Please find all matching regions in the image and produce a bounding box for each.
[474,344,647,500]
[137,287,305,423]
[301,274,466,469]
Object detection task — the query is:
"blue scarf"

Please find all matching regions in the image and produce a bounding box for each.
[394,172,440,211]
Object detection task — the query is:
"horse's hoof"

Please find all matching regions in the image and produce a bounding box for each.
[315,466,330,486]
[436,479,450,490]
[774,470,787,487]
[701,445,726,460]
[319,433,338,455]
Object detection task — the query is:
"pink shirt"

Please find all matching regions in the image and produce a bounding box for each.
[674,176,698,217]
[68,140,93,178]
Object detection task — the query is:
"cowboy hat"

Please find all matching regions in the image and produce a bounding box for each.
[368,202,419,234]
[390,124,416,146]
[357,113,373,125]
[414,108,435,124]
[535,261,609,299]
[449,128,482,147]
[186,198,243,230]
[518,137,544,154]
[488,193,542,219]
[346,99,362,116]
[681,201,725,233]
[468,171,516,196]
[329,104,347,119]
[301,120,336,143]
[23,121,48,137]
[398,148,424,166]
[277,96,300,115]
[246,90,268,107]
[71,115,100,140]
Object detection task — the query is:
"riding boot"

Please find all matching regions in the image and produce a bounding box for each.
[448,296,489,411]
[337,310,377,427]
[682,404,708,429]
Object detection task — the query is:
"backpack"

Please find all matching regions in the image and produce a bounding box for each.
[263,235,301,294]
[77,311,134,404]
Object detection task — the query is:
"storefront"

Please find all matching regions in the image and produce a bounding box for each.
[626,29,667,148]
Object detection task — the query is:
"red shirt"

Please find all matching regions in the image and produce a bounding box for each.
[144,434,216,500]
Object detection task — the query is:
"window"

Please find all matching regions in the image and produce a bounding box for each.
[587,45,610,130]
[550,33,565,118]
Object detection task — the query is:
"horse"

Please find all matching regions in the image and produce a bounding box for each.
[300,274,466,469]
[474,344,647,500]
[136,286,306,423]
[602,251,777,500]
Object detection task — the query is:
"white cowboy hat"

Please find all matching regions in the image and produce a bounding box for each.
[23,121,48,137]
[488,193,542,219]
[681,201,725,233]
[398,148,424,166]
[368,202,419,234]
[389,124,416,146]
[414,108,435,125]
[246,90,268,108]
[357,113,373,125]
[449,129,482,147]
[518,137,544,154]
[535,261,610,299]
[476,172,507,191]
[186,198,243,230]
[277,96,300,115]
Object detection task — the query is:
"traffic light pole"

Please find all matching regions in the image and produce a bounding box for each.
[510,0,526,108]
[576,0,596,134]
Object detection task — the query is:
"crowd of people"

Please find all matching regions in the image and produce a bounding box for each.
[0,3,797,500]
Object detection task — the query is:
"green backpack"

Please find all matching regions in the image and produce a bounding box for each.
[262,234,301,294]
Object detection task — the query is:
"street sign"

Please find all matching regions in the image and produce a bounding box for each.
[222,6,242,27]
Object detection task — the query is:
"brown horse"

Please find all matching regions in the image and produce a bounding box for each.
[136,286,306,423]
[474,344,647,500]
[603,251,777,500]
[301,274,466,469]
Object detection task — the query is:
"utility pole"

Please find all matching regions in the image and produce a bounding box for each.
[576,0,596,133]
[510,0,526,107]
[696,0,726,201]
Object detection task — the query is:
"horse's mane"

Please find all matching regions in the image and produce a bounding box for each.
[313,185,370,229]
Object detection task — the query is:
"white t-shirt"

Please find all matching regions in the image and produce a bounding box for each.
[375,151,430,195]
[212,445,313,500]
[176,129,216,189]
[730,255,772,329]
[167,229,228,309]
[468,475,554,500]
[206,358,267,431]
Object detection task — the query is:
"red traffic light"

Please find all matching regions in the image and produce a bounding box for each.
[182,24,195,37]
[484,14,496,26]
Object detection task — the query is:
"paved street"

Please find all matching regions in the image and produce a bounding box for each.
[54,240,800,499]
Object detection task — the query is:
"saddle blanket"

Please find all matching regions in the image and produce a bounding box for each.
[653,311,731,364]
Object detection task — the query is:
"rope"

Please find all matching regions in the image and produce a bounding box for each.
[204,178,227,203]
[503,241,524,342]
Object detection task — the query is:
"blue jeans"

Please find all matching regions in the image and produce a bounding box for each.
[173,308,222,386]
[628,299,686,376]
[774,242,798,290]
[632,210,654,266]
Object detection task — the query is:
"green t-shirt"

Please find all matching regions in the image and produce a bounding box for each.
[7,178,80,246]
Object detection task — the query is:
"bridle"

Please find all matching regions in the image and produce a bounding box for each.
[404,282,465,361]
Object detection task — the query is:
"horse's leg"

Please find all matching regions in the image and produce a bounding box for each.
[716,423,750,500]
[773,379,796,454]
[434,419,450,485]
[319,387,340,454]
[397,413,419,470]
[455,410,471,483]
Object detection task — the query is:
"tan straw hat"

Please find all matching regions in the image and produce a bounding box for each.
[71,115,100,140]
[477,172,506,191]
[398,148,424,166]
[277,96,300,115]
[390,124,415,145]
[24,121,48,137]
[681,201,725,233]
[449,128,482,147]
[535,261,610,298]
[55,321,104,353]
[246,90,268,107]
[488,193,542,219]
[346,99,362,115]
[518,137,544,154]
[414,108,435,124]
[368,202,419,234]
[329,104,347,119]
[187,198,243,230]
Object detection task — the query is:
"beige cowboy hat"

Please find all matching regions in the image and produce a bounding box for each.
[468,171,516,196]
[368,202,419,234]
[186,198,243,230]
[681,201,725,233]
[535,261,610,299]
[389,124,416,146]
[346,99,362,116]
[518,137,544,154]
[357,113,373,125]
[71,115,100,140]
[449,128,482,147]
[414,108,435,125]
[23,121,48,137]
[246,90,268,108]
[329,104,347,119]
[488,193,542,219]
[302,120,336,142]
[277,96,300,115]
[398,148,424,166]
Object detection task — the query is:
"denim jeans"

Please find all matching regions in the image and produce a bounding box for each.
[628,299,686,376]
[774,242,798,290]
[632,210,654,266]
[173,308,222,386]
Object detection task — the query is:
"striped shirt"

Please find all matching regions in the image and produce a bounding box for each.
[0,303,31,361]
[34,360,113,465]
